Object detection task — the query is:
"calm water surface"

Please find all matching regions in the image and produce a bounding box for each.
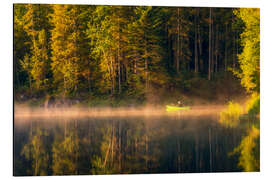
[14,108,245,175]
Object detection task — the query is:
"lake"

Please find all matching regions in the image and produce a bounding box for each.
[14,106,245,175]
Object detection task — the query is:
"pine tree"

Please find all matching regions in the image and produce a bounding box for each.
[87,5,133,94]
[14,4,30,89]
[166,7,192,74]
[30,29,49,90]
[14,5,257,102]
[20,53,32,92]
[50,5,90,95]
[19,4,52,91]
[126,6,168,93]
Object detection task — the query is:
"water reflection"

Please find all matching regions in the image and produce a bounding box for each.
[218,101,260,172]
[14,115,243,176]
[20,127,50,175]
[230,125,260,172]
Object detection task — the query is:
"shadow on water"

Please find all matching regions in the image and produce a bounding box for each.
[14,108,246,176]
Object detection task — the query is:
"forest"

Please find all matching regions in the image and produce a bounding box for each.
[13,4,260,175]
[14,4,259,107]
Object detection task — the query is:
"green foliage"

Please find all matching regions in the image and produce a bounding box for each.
[130,7,169,90]
[14,5,259,106]
[14,4,30,89]
[246,93,260,116]
[219,101,243,128]
[234,9,260,93]
[91,155,113,174]
[16,4,52,92]
[50,5,91,95]
[30,29,49,90]
[20,54,32,75]
[19,29,50,91]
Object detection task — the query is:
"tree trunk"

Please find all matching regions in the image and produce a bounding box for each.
[211,14,214,75]
[125,62,128,84]
[215,24,218,73]
[166,24,171,69]
[118,18,121,94]
[145,52,148,92]
[208,8,212,80]
[176,8,180,73]
[14,58,21,88]
[110,58,113,95]
[145,36,148,92]
[88,61,91,93]
[236,31,238,68]
[111,56,115,95]
[134,58,137,74]
[63,76,66,96]
[225,23,228,71]
[198,18,203,72]
[194,9,198,73]
[233,32,236,69]
[232,12,236,69]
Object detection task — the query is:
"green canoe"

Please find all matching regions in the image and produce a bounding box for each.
[166,105,190,112]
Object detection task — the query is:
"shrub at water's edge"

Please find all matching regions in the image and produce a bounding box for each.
[219,101,243,128]
[219,93,260,128]
[245,93,260,117]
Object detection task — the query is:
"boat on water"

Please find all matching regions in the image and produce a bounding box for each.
[166,105,190,112]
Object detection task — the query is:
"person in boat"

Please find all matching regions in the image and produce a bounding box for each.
[177,100,183,107]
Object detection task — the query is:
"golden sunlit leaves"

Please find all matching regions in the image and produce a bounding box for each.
[234,8,260,93]
[219,101,243,128]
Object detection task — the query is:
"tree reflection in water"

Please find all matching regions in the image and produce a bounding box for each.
[219,98,260,172]
[15,114,247,176]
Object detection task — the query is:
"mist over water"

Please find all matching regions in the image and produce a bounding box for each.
[14,105,244,175]
[14,105,225,120]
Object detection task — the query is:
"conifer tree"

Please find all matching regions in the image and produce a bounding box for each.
[30,29,49,90]
[126,6,168,92]
[50,5,90,95]
[166,7,192,73]
[14,4,30,89]
[14,4,259,102]
[19,4,51,91]
[87,6,132,94]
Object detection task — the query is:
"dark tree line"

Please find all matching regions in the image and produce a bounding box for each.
[14,4,257,102]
